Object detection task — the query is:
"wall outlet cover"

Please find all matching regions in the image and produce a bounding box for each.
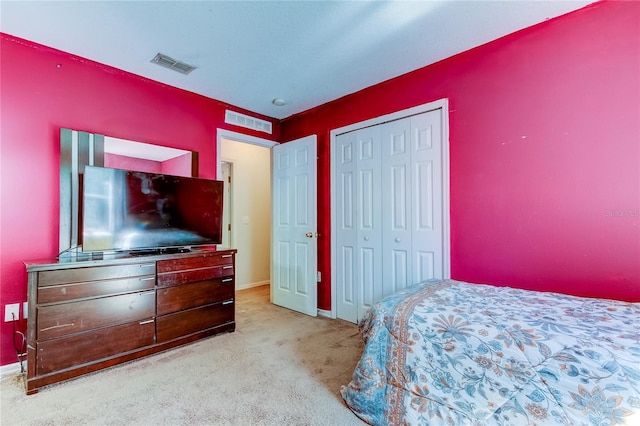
[4,303,20,322]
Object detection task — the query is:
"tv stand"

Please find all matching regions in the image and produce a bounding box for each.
[25,248,236,394]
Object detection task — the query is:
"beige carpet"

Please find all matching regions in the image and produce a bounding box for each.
[0,285,367,426]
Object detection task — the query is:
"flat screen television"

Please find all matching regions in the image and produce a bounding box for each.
[81,166,223,254]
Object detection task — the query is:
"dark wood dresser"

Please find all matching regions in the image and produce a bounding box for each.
[25,248,236,394]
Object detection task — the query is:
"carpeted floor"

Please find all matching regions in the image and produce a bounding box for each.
[0,285,367,426]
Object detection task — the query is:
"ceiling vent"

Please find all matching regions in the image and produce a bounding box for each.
[225,110,273,134]
[150,53,196,75]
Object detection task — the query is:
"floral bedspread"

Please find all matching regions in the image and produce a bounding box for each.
[340,280,640,425]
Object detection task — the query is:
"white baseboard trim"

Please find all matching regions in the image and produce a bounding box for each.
[317,308,333,318]
[236,280,269,291]
[0,362,23,378]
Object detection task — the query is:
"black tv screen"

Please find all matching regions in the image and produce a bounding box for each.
[82,166,223,253]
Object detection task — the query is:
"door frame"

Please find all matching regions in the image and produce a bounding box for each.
[216,128,277,291]
[216,129,277,179]
[329,98,451,319]
[220,160,234,249]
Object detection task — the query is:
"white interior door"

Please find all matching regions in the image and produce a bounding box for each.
[335,131,358,322]
[333,103,448,323]
[410,110,444,283]
[381,117,413,296]
[271,135,318,316]
[382,111,445,296]
[335,127,383,323]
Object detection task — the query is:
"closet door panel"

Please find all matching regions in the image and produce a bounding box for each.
[335,132,358,323]
[411,110,444,282]
[382,118,412,296]
[356,127,382,316]
[389,249,409,296]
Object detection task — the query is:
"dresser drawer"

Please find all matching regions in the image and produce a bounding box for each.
[157,279,234,316]
[156,302,234,343]
[38,275,156,304]
[157,265,234,288]
[36,320,155,375]
[37,291,156,340]
[38,263,156,287]
[157,253,233,273]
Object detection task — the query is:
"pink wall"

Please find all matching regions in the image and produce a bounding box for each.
[105,152,194,176]
[0,34,279,365]
[162,152,193,177]
[104,153,162,173]
[280,0,640,310]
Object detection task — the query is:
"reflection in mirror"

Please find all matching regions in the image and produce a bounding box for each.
[104,137,193,177]
[59,128,198,254]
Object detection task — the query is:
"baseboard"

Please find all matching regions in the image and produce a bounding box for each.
[236,280,269,291]
[317,308,333,318]
[0,361,23,378]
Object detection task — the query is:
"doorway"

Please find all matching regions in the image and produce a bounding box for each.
[217,129,319,317]
[217,130,276,291]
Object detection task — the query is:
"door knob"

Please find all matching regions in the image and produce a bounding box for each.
[306,232,314,238]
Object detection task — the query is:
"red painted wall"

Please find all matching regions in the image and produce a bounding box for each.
[280,0,640,310]
[1,0,638,367]
[0,34,279,365]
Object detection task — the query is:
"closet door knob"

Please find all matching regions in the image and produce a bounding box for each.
[364,236,369,241]
[395,237,401,243]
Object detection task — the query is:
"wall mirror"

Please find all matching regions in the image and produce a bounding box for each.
[59,128,197,254]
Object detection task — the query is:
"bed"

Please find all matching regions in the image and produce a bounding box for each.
[341,279,640,425]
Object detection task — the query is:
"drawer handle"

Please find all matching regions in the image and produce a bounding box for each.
[221,255,232,258]
[222,300,234,305]
[140,264,155,268]
[139,319,154,325]
[139,291,155,297]
[223,265,233,269]
[221,278,233,283]
[140,277,155,281]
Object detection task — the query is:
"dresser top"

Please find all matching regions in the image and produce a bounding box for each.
[25,247,237,272]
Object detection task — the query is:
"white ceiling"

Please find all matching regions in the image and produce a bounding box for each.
[1,0,594,120]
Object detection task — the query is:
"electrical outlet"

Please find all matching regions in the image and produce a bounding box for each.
[4,303,20,322]
[23,302,28,319]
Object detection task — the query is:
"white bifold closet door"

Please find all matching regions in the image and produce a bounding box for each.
[335,126,383,323]
[335,109,444,323]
